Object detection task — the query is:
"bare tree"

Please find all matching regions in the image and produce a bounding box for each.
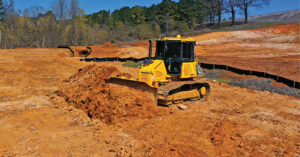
[202,0,217,22]
[51,0,68,20]
[51,0,69,46]
[36,11,57,47]
[215,0,224,25]
[1,0,14,48]
[22,6,46,47]
[224,0,238,25]
[70,0,79,45]
[23,6,45,18]
[3,0,14,18]
[236,0,270,24]
[202,0,224,24]
[70,0,79,18]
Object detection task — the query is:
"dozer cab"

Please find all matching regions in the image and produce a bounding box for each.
[107,35,210,106]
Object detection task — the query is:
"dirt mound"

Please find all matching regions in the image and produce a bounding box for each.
[69,46,91,57]
[101,42,120,48]
[57,64,171,124]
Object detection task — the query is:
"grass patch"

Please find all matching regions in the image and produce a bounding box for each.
[206,78,231,84]
[122,61,138,68]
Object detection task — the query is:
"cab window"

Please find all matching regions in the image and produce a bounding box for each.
[182,42,193,59]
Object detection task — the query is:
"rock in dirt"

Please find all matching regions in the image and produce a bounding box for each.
[177,104,188,110]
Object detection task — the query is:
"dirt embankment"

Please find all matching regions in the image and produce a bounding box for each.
[195,23,300,44]
[254,23,300,35]
[57,64,172,124]
[195,23,300,82]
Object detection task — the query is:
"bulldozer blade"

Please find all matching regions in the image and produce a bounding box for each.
[105,77,158,104]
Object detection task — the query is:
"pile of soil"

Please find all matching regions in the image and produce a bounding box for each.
[69,46,91,57]
[57,64,171,124]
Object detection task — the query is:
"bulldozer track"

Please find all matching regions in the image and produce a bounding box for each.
[157,81,210,106]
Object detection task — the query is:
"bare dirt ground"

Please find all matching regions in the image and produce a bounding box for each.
[0,23,299,156]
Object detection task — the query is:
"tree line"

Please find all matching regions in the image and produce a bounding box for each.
[0,0,269,48]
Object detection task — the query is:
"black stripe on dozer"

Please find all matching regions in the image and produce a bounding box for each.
[82,57,300,89]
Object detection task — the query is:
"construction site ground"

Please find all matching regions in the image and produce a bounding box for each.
[0,23,299,156]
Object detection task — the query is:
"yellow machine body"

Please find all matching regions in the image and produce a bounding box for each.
[138,60,204,88]
[107,35,210,106]
[138,60,169,87]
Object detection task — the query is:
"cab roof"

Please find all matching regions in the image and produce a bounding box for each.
[157,35,196,42]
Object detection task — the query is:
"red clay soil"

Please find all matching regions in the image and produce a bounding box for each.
[0,48,299,156]
[89,41,152,58]
[197,43,300,82]
[68,42,122,58]
[89,42,123,58]
[119,80,300,156]
[122,41,148,47]
[57,64,172,124]
[253,23,300,34]
[69,41,154,59]
[122,41,156,47]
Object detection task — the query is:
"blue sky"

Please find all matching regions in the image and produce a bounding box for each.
[14,0,300,18]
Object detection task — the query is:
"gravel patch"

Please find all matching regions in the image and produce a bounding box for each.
[230,79,300,98]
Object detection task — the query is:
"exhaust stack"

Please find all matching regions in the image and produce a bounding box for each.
[149,40,152,59]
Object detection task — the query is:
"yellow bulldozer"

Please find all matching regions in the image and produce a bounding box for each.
[106,35,210,106]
